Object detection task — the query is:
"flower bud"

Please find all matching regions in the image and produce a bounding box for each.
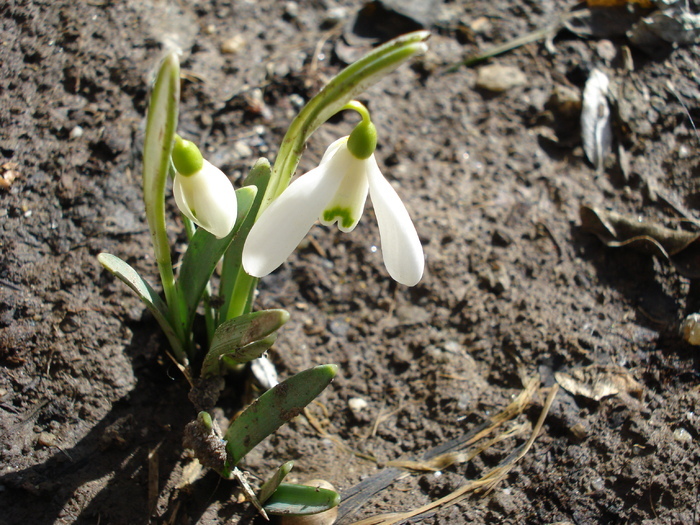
[172,138,237,239]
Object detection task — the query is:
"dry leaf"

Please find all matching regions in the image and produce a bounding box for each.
[555,366,644,401]
[581,69,613,171]
[580,205,700,278]
[680,313,700,346]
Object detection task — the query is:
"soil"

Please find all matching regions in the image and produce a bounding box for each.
[1,1,700,524]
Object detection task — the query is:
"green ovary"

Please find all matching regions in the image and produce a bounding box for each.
[323,207,354,229]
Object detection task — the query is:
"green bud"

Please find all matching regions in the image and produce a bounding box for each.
[172,135,204,176]
[197,411,214,431]
[347,119,377,160]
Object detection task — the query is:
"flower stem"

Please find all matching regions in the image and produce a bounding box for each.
[263,31,429,212]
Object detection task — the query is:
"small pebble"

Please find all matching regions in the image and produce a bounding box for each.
[221,35,246,54]
[395,305,431,324]
[289,93,305,109]
[589,476,605,492]
[323,7,347,27]
[476,64,526,93]
[348,397,368,412]
[233,141,252,159]
[673,427,692,443]
[596,40,617,63]
[69,125,83,140]
[37,432,56,448]
[548,85,582,118]
[569,422,588,441]
[283,1,299,19]
[470,16,492,34]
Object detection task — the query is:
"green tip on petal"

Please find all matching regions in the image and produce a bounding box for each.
[322,206,355,230]
[172,135,204,176]
[347,119,377,160]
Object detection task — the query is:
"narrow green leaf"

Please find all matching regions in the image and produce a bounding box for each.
[176,185,257,332]
[201,309,288,377]
[219,158,271,321]
[224,364,338,466]
[98,253,185,362]
[142,53,183,331]
[263,483,340,516]
[259,461,294,504]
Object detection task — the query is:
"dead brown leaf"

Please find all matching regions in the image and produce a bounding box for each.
[555,365,644,401]
[580,205,700,278]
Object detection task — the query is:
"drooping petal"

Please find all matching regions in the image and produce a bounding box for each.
[367,159,424,286]
[173,160,237,239]
[173,173,197,223]
[242,157,345,277]
[319,149,369,233]
[319,136,350,166]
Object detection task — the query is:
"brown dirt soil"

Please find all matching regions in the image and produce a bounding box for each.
[2,1,700,524]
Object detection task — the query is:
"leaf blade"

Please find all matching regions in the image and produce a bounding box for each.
[263,483,340,516]
[98,253,185,360]
[224,364,338,467]
[201,309,289,377]
[259,461,294,504]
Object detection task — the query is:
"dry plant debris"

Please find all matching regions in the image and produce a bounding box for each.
[345,384,559,525]
[580,205,700,277]
[555,365,644,401]
[332,378,556,524]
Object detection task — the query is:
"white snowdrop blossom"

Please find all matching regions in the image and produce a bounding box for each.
[172,137,237,239]
[242,136,424,286]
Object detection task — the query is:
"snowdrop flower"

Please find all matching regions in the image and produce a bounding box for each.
[172,136,237,239]
[243,109,424,286]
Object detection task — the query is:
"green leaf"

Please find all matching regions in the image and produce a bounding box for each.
[219,158,271,321]
[201,309,289,377]
[259,460,294,504]
[176,186,257,333]
[142,52,183,332]
[224,364,338,468]
[228,334,278,364]
[263,483,340,516]
[98,253,185,362]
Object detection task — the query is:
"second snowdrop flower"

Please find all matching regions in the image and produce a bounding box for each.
[243,103,424,286]
[172,136,237,239]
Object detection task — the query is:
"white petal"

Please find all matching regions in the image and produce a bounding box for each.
[319,136,349,165]
[242,161,344,277]
[319,150,369,233]
[174,173,197,224]
[174,161,237,238]
[367,160,424,286]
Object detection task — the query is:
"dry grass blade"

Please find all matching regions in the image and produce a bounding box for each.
[337,377,540,523]
[347,385,559,525]
[462,376,538,447]
[386,423,529,472]
[303,406,378,463]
